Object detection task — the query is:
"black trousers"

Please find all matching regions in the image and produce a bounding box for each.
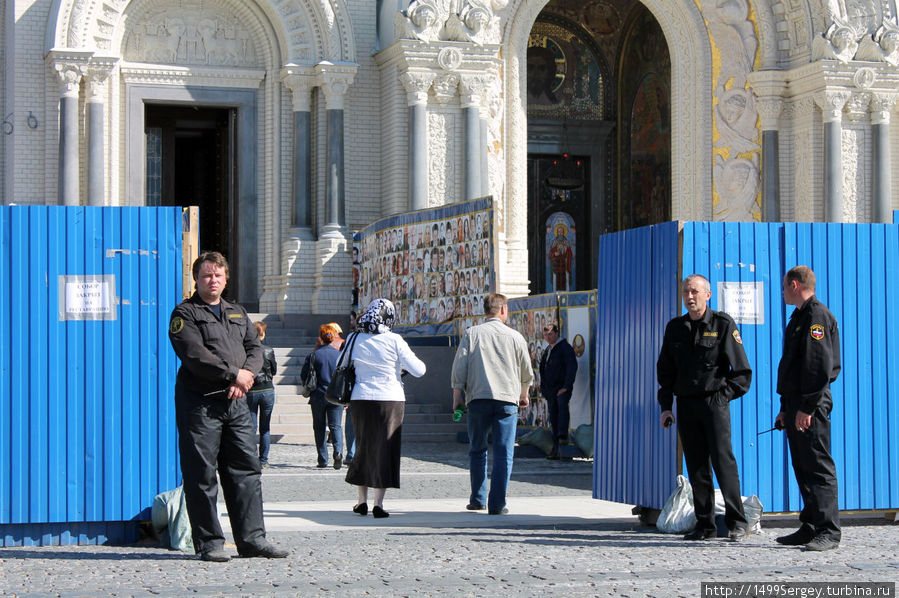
[546,389,572,443]
[783,399,841,541]
[175,384,266,555]
[676,394,747,532]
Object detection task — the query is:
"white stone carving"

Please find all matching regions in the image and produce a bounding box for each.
[815,90,851,122]
[395,0,446,43]
[400,71,436,105]
[428,112,456,206]
[437,47,463,71]
[794,127,815,222]
[446,1,499,45]
[316,62,357,110]
[433,74,460,103]
[811,20,862,62]
[853,66,877,88]
[846,91,871,121]
[54,62,84,98]
[701,0,757,88]
[855,23,899,65]
[84,58,118,101]
[124,9,257,67]
[713,154,760,221]
[715,87,760,155]
[841,127,864,223]
[870,93,898,125]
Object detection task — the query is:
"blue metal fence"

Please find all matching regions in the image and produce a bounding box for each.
[0,206,183,545]
[595,221,899,512]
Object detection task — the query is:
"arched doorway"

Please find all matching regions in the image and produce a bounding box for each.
[525,1,672,292]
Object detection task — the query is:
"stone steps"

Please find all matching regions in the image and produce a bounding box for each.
[249,313,455,444]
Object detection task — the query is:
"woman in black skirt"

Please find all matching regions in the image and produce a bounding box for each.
[344,298,426,518]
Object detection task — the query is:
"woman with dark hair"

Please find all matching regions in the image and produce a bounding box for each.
[345,299,426,518]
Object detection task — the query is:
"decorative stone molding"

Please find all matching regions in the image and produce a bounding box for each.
[281,64,317,112]
[437,47,463,71]
[814,90,851,122]
[853,67,876,89]
[459,74,492,108]
[400,71,436,106]
[315,62,358,110]
[50,0,355,66]
[84,56,119,101]
[845,92,871,122]
[118,62,266,88]
[432,73,460,104]
[756,98,784,130]
[53,62,86,98]
[811,20,862,63]
[870,93,898,125]
[396,0,503,46]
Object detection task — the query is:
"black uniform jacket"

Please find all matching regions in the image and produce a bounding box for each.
[657,308,752,412]
[539,338,578,398]
[168,293,263,395]
[776,295,841,415]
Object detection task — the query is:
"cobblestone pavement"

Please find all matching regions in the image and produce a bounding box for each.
[1,442,897,597]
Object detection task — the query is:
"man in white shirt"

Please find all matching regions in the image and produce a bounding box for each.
[451,293,534,514]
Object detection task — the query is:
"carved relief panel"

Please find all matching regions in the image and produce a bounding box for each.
[123,3,257,67]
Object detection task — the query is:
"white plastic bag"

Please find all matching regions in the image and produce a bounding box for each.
[656,475,697,533]
[743,495,764,535]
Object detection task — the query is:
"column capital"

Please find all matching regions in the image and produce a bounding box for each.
[870,93,899,125]
[84,57,118,102]
[47,50,92,98]
[459,74,492,108]
[314,61,357,111]
[755,98,783,130]
[814,90,851,123]
[432,74,460,105]
[281,65,317,112]
[400,71,435,106]
[845,92,871,122]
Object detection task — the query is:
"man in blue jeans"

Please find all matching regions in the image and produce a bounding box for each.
[451,293,534,514]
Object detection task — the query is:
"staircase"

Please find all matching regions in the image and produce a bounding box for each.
[250,314,461,444]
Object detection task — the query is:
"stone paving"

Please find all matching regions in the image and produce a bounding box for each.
[1,442,897,597]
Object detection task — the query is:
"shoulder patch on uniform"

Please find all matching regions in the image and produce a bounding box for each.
[228,313,244,320]
[170,316,184,334]
[732,328,743,344]
[810,324,825,341]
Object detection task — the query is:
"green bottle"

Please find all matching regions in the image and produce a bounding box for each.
[452,406,465,422]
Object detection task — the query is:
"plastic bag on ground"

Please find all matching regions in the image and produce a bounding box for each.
[656,474,697,533]
[151,485,194,553]
[516,427,555,455]
[572,424,594,458]
[743,494,764,534]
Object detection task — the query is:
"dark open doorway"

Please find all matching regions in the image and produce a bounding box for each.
[144,105,240,301]
[527,153,591,295]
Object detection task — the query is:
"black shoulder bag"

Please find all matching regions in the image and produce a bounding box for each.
[324,332,358,406]
[300,351,318,398]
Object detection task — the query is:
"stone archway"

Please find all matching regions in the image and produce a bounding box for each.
[499,0,713,294]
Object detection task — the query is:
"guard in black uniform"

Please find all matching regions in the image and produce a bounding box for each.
[775,265,841,552]
[168,251,288,562]
[657,274,751,541]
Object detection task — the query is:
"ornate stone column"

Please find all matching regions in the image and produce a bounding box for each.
[317,63,356,234]
[460,75,490,202]
[870,93,898,223]
[281,67,316,229]
[312,62,357,313]
[84,58,117,207]
[52,60,85,206]
[400,71,434,211]
[274,66,318,315]
[748,74,785,222]
[815,91,850,222]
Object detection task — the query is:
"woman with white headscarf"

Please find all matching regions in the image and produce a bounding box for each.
[345,298,426,518]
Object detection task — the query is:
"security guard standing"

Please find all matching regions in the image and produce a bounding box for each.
[657,274,751,541]
[775,265,841,552]
[168,251,288,562]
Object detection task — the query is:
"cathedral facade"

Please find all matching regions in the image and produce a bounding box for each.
[2,0,898,312]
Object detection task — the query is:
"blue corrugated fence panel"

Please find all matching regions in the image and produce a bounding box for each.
[594,221,679,508]
[0,206,182,543]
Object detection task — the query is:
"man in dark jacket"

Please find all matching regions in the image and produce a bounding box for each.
[168,251,287,562]
[539,323,578,459]
[775,265,841,552]
[657,274,751,542]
